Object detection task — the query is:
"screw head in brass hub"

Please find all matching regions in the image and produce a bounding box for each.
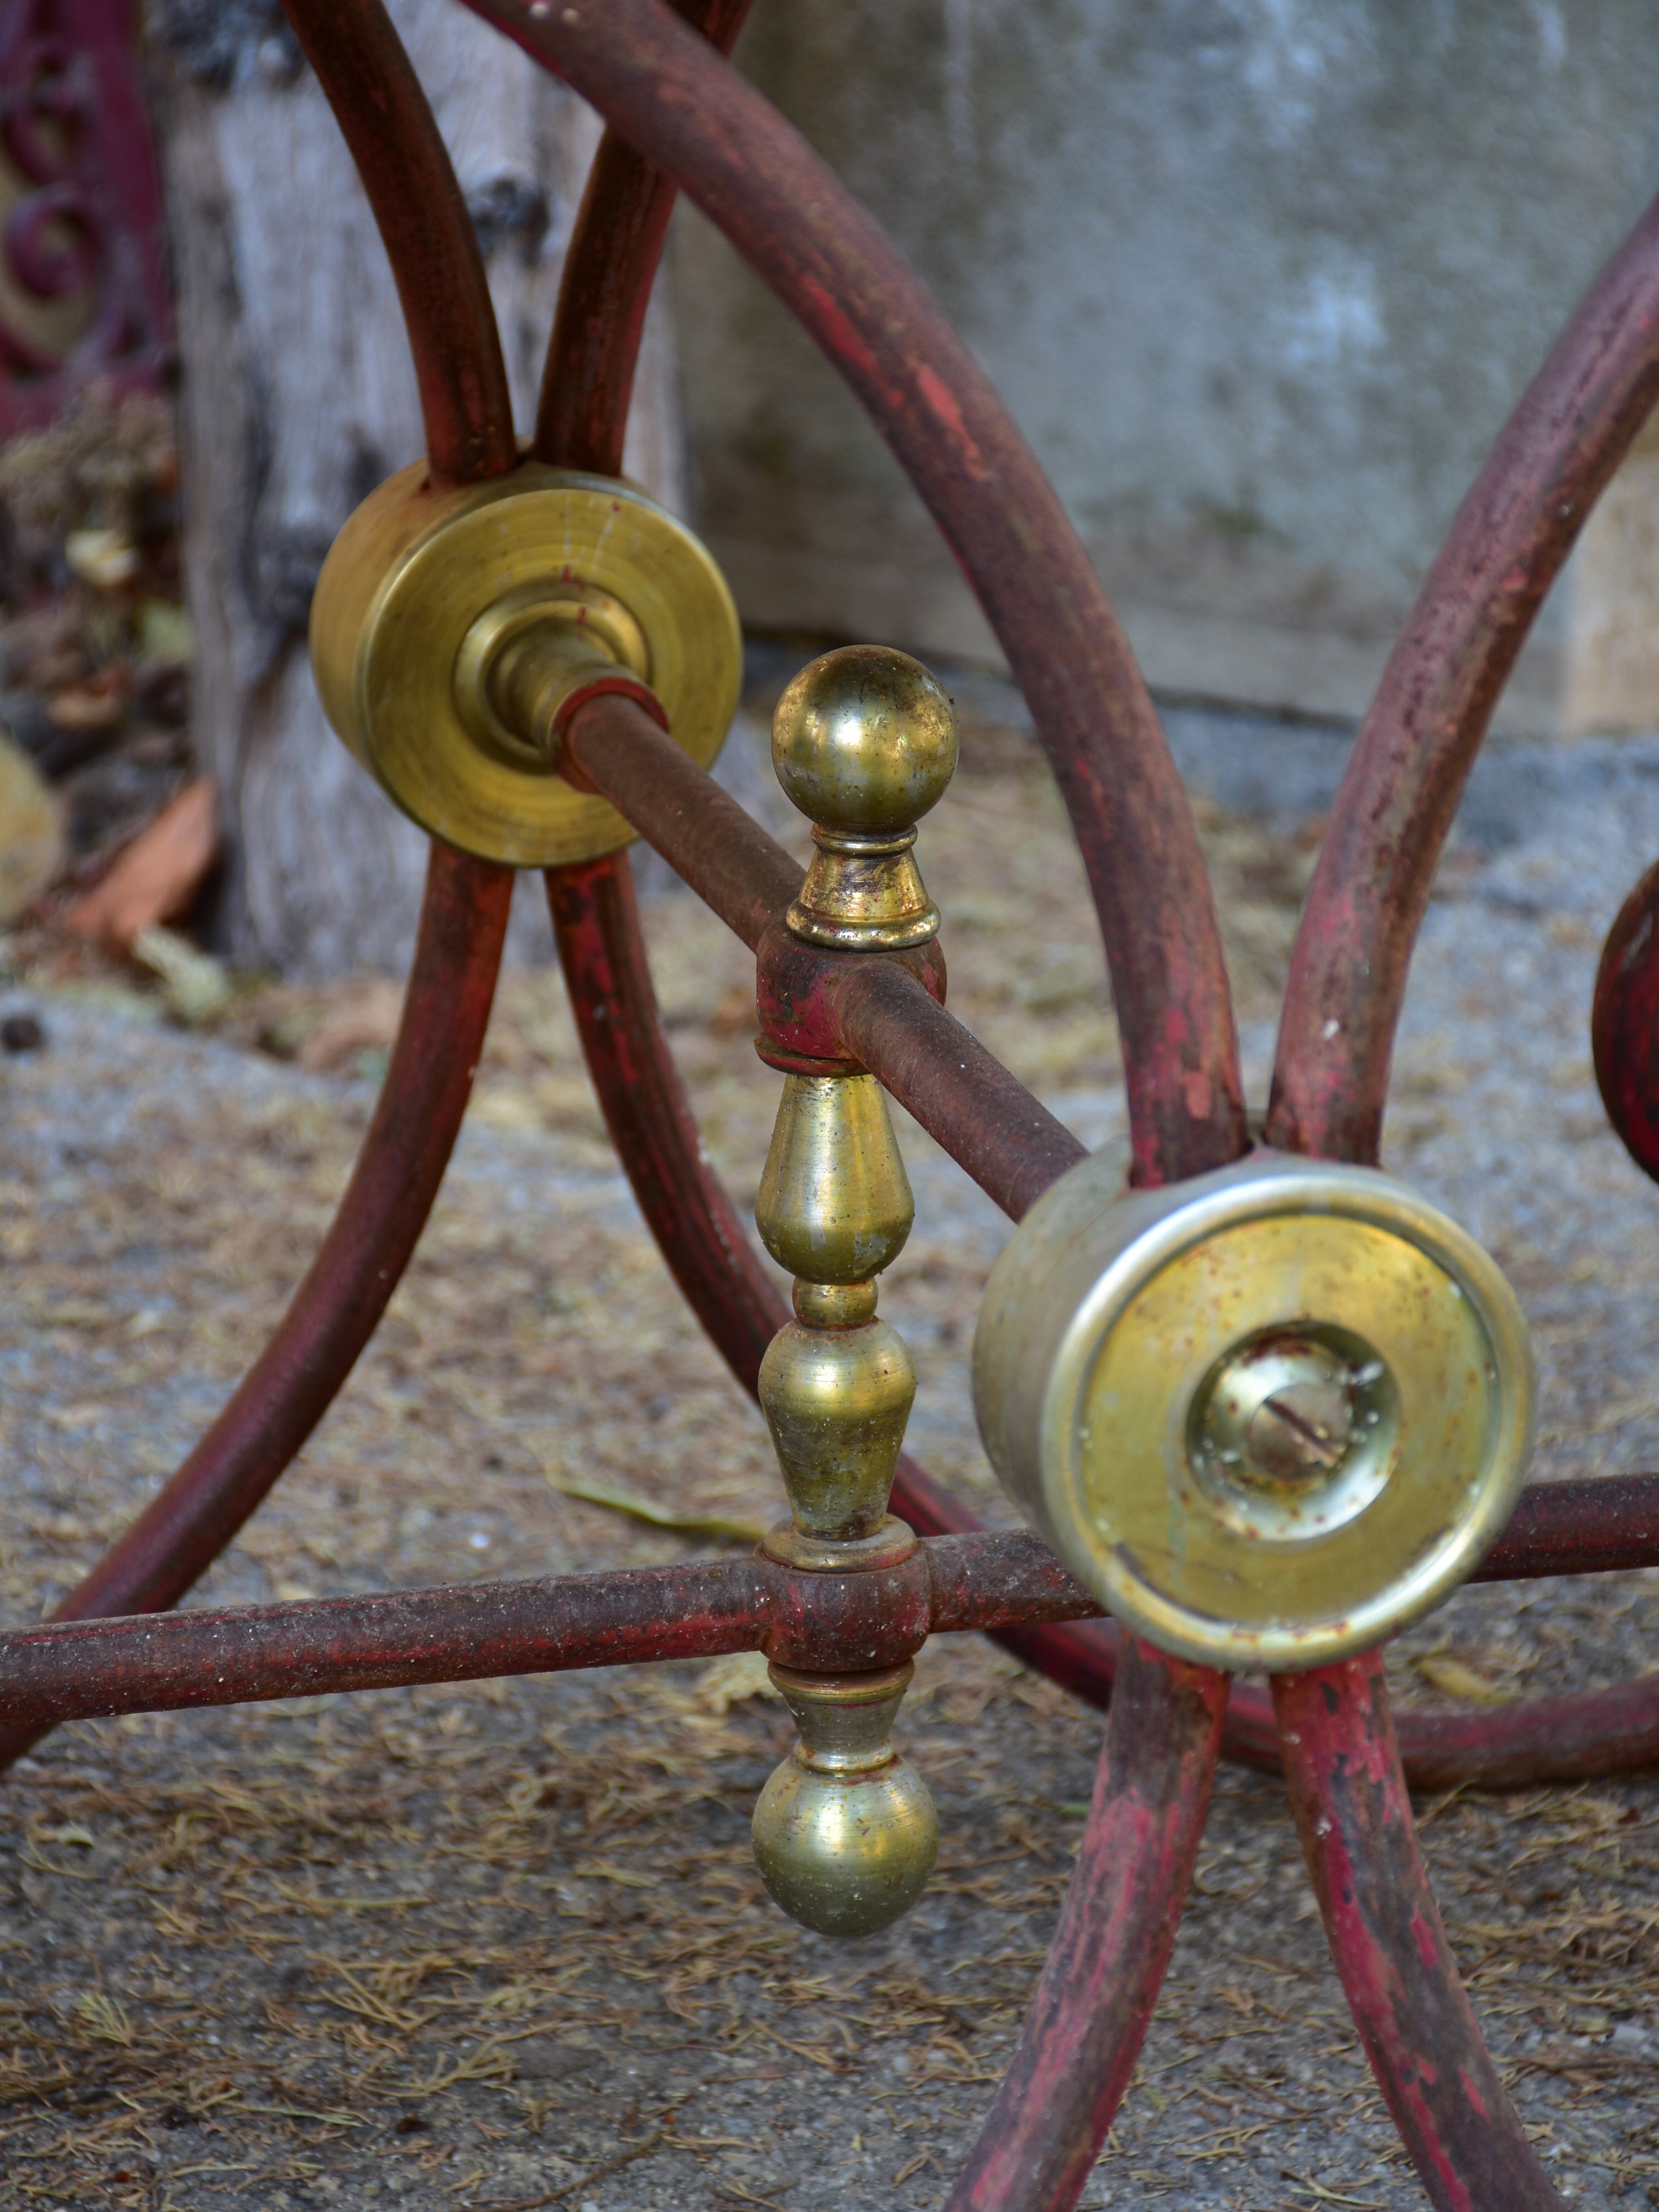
[1187,1322,1400,1541]
[973,1149,1536,1671]
[309,458,740,867]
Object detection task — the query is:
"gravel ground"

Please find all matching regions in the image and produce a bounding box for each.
[4,676,1659,2209]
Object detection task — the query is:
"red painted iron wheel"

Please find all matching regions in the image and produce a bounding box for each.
[10,4,1659,2205]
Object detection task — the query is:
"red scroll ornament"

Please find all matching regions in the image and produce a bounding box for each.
[0,0,170,431]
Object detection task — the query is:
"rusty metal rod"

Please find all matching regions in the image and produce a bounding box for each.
[544,855,790,1387]
[3,1478,1654,1741]
[1475,1470,1659,1580]
[560,691,1088,1218]
[0,844,513,1777]
[947,1640,1228,2211]
[463,0,1248,1192]
[561,691,802,950]
[534,0,753,472]
[0,1532,1091,1733]
[830,958,1089,1222]
[1269,189,1659,1166]
[281,0,517,484]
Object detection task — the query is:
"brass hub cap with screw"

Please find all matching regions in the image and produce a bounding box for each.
[973,1149,1536,1671]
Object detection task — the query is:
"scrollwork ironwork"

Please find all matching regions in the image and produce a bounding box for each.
[0,0,169,431]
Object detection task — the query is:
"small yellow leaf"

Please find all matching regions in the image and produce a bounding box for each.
[1415,1656,1515,1705]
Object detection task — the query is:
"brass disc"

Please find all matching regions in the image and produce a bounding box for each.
[310,459,742,867]
[973,1150,1536,1672]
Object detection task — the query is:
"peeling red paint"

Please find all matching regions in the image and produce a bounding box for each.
[915,362,990,479]
[947,1640,1227,2211]
[286,0,518,483]
[796,272,884,384]
[1276,1655,1564,2209]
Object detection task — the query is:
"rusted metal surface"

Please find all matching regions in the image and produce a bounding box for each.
[281,0,517,485]
[965,1609,1659,1794]
[0,1532,1108,1733]
[0,0,171,430]
[1593,857,1659,1185]
[753,917,945,1065]
[466,0,1247,1192]
[0,844,512,1773]
[0,1561,772,1730]
[995,1468,1659,1790]
[1268,190,1659,1166]
[561,691,1086,1217]
[534,0,751,472]
[1275,1653,1566,2210]
[828,954,1089,1221]
[544,851,789,1389]
[560,691,804,950]
[946,1638,1228,2212]
[1349,1673,1659,1796]
[926,1474,1659,1791]
[1477,1469,1659,1580]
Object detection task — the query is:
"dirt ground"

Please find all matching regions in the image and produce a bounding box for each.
[6,665,1659,2209]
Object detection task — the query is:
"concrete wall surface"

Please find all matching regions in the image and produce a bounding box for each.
[674,1,1659,736]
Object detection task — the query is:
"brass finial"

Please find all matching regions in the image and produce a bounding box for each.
[750,1663,938,1937]
[751,644,955,1934]
[772,645,958,950]
[754,1071,916,1545]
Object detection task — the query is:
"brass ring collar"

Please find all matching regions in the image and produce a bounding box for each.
[760,1515,918,1573]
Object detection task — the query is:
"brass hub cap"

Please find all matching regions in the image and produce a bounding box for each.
[310,460,742,868]
[973,1150,1536,1671]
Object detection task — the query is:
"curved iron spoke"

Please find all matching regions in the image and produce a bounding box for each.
[1276,1651,1564,2210]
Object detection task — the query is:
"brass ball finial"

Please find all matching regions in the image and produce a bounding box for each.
[773,645,958,835]
[751,1662,938,1938]
[772,646,958,950]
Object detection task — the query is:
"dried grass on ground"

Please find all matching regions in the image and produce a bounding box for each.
[4,673,1659,2205]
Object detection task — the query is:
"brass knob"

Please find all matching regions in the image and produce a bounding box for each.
[973,1151,1536,1672]
[771,645,958,950]
[754,1073,917,1544]
[751,1662,938,1938]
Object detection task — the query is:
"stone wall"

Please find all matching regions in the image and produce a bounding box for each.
[674,1,1659,737]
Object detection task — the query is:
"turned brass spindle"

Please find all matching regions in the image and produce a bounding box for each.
[749,645,958,1938]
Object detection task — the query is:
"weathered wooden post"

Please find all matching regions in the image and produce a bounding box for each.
[148,0,685,973]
